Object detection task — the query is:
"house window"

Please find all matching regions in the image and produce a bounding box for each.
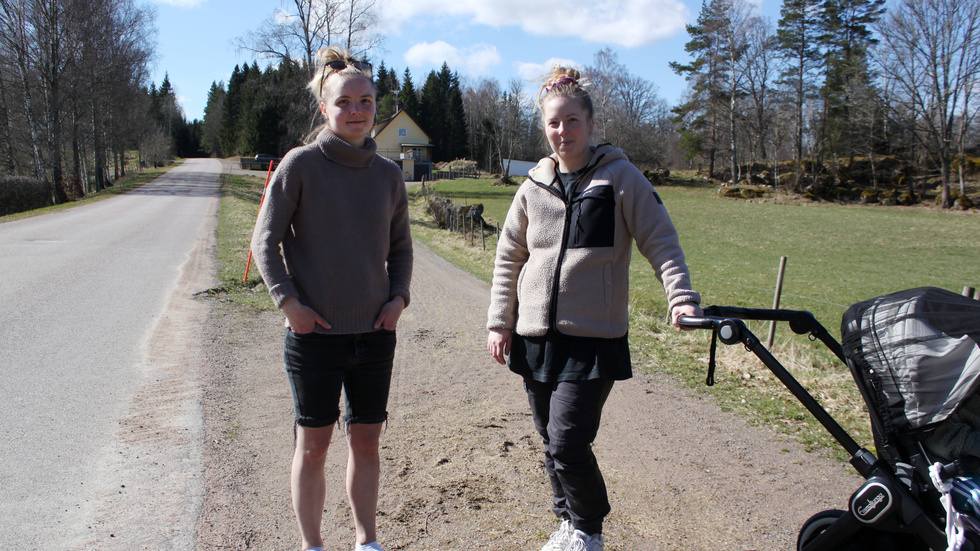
[398,128,407,138]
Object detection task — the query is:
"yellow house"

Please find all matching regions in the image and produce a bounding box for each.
[371,110,433,182]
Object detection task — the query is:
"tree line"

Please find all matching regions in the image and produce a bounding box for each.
[2,0,978,211]
[0,0,202,203]
[670,0,980,208]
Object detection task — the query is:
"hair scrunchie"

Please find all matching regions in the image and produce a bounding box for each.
[544,76,578,92]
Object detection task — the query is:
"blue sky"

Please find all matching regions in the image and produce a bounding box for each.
[150,0,777,122]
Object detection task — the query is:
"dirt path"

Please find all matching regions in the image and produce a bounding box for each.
[194,242,863,551]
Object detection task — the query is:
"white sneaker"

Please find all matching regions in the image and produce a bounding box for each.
[354,542,384,551]
[541,518,575,551]
[566,529,603,551]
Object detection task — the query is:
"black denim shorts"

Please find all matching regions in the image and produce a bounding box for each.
[283,328,396,428]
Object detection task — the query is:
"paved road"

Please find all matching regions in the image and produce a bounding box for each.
[0,159,221,549]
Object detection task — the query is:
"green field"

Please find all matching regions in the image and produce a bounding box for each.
[218,171,980,461]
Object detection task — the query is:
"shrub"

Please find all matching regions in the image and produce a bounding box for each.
[0,175,52,216]
[776,172,796,188]
[952,156,980,174]
[493,176,518,186]
[643,168,671,186]
[860,189,880,203]
[717,185,766,200]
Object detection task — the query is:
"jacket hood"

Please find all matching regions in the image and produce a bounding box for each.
[527,143,628,186]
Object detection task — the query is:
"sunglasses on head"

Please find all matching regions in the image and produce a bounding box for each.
[324,59,373,74]
[318,59,373,98]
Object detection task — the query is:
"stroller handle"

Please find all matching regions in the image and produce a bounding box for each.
[675,311,868,466]
[676,315,744,345]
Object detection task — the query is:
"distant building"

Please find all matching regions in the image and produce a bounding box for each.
[371,110,433,182]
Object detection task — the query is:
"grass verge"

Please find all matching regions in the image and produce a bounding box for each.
[216,172,276,310]
[0,163,180,223]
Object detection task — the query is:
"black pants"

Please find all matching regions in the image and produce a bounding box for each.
[525,377,614,536]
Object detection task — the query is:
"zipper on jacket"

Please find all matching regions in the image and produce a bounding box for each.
[529,153,607,332]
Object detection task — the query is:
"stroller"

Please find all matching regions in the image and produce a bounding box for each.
[677,287,980,550]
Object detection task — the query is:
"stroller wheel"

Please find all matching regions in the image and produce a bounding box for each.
[797,509,929,551]
[798,510,850,551]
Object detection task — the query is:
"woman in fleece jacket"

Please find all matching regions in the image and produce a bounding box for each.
[486,65,700,551]
[250,46,412,551]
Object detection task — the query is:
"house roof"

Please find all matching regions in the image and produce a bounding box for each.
[371,109,431,143]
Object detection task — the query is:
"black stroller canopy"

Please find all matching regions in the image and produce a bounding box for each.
[842,287,980,433]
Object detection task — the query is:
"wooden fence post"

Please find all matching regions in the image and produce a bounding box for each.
[766,256,788,349]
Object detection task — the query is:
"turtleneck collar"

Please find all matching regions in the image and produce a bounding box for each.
[316,128,378,168]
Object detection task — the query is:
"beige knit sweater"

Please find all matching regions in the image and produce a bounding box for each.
[487,144,699,339]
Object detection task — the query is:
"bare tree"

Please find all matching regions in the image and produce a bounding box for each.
[876,0,980,207]
[588,48,672,168]
[719,0,755,184]
[500,77,534,177]
[0,0,47,182]
[463,77,535,177]
[464,78,501,172]
[954,76,978,197]
[339,0,381,56]
[741,16,777,177]
[235,0,382,79]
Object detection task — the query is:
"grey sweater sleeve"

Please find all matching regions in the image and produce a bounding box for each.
[249,155,301,308]
[386,175,413,307]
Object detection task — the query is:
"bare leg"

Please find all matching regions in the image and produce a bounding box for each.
[346,422,383,545]
[292,424,334,550]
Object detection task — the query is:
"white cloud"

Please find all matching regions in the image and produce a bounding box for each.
[151,0,206,7]
[380,0,690,48]
[404,41,501,76]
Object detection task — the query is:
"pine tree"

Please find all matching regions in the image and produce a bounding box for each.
[418,63,468,162]
[220,65,246,155]
[202,82,226,157]
[375,62,400,121]
[446,69,469,161]
[670,0,731,179]
[818,0,885,164]
[776,0,823,189]
[398,68,420,120]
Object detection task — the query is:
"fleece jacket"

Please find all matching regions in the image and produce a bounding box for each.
[487,143,699,339]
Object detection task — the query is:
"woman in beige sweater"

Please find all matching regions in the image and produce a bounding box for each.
[486,65,700,551]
